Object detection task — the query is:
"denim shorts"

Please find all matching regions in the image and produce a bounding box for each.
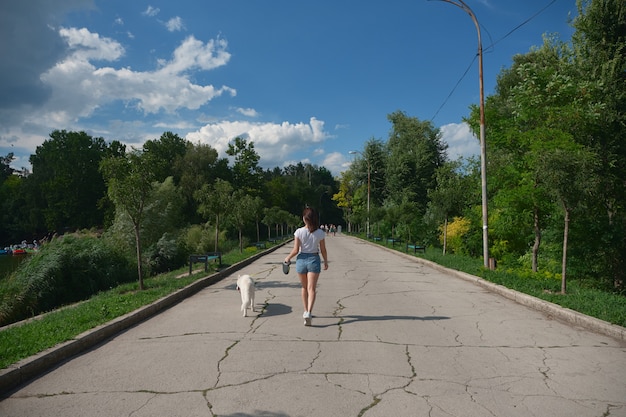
[296,253,321,274]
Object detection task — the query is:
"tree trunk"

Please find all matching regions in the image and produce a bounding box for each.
[561,207,570,295]
[134,225,144,291]
[532,208,541,273]
[214,214,220,252]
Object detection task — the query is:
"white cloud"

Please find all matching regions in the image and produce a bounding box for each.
[36,29,234,124]
[439,122,480,161]
[236,107,259,117]
[59,27,124,61]
[142,6,160,17]
[186,117,332,168]
[321,151,350,176]
[159,36,231,75]
[165,16,185,32]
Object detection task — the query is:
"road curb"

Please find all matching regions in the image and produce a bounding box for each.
[367,238,626,343]
[0,242,289,396]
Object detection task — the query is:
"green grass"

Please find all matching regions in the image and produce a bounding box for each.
[0,247,260,369]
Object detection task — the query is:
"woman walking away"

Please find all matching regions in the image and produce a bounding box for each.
[285,207,329,326]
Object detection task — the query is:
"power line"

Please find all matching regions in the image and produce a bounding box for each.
[430,55,477,122]
[485,0,558,53]
[429,0,559,122]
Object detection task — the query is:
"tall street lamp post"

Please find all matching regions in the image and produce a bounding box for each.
[432,0,489,268]
[349,150,370,237]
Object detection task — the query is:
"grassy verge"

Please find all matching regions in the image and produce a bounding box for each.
[0,247,255,369]
[374,238,626,328]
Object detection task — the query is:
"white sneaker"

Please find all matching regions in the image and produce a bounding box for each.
[303,311,312,326]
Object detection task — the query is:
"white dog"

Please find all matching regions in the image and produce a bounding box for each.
[236,274,255,317]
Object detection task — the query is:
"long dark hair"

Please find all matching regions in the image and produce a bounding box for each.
[302,207,320,232]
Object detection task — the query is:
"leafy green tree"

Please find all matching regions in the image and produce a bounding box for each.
[264,175,290,210]
[174,142,228,223]
[0,153,14,183]
[469,35,600,271]
[28,130,113,232]
[536,143,599,294]
[142,132,188,183]
[263,206,285,239]
[227,137,263,196]
[332,170,355,232]
[427,160,470,254]
[195,179,234,252]
[100,150,156,290]
[385,111,447,212]
[0,153,18,244]
[229,191,257,252]
[571,0,626,288]
[250,196,265,243]
[364,138,387,207]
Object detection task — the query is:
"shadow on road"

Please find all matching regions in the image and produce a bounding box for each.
[260,303,293,317]
[313,315,450,328]
[220,412,290,417]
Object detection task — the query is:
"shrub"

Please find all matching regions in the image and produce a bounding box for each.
[440,216,471,255]
[0,233,135,326]
[145,232,187,275]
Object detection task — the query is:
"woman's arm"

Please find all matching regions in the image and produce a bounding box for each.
[319,239,328,270]
[285,237,301,263]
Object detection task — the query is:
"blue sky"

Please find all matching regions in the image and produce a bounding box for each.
[0,0,577,176]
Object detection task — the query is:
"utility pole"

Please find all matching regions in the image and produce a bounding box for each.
[432,0,489,267]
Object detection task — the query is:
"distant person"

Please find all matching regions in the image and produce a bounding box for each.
[284,207,329,326]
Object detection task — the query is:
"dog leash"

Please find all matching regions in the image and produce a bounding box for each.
[249,265,278,279]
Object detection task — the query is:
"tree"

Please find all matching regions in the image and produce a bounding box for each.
[100,150,157,290]
[28,130,113,232]
[427,160,470,254]
[0,153,14,183]
[263,207,285,239]
[469,35,601,272]
[174,142,228,223]
[385,111,447,212]
[536,143,599,294]
[250,196,265,243]
[571,0,626,288]
[0,155,24,245]
[227,137,263,196]
[195,179,234,252]
[332,170,355,232]
[229,191,257,252]
[142,132,188,183]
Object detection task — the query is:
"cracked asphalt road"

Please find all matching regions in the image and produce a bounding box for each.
[1,235,625,417]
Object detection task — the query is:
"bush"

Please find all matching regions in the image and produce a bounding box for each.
[0,233,135,326]
[145,232,187,275]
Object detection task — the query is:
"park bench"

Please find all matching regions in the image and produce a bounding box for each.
[387,238,402,247]
[267,237,278,244]
[188,252,222,275]
[254,241,266,249]
[406,242,426,253]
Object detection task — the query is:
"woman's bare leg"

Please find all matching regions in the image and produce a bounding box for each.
[306,272,319,314]
[298,273,309,312]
